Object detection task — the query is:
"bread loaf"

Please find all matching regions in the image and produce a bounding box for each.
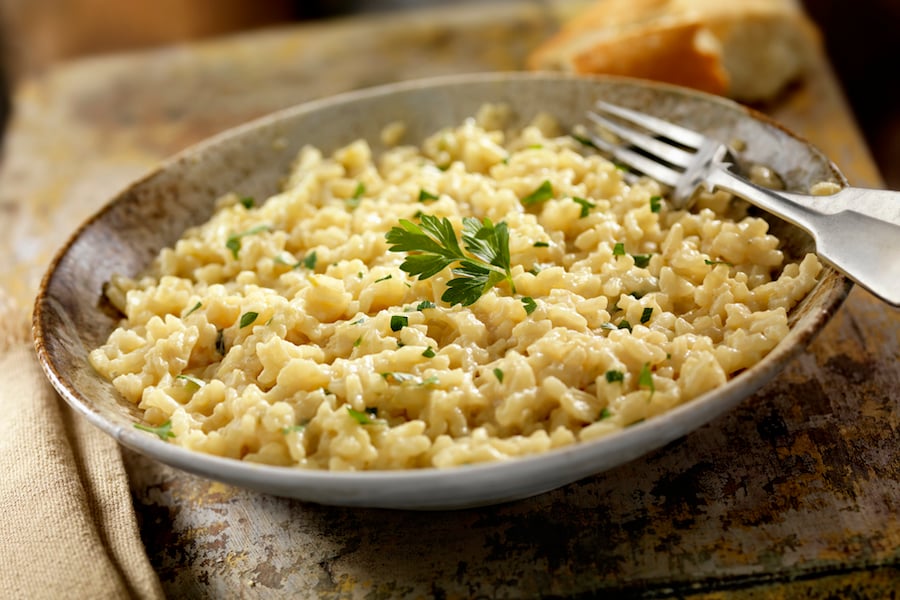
[527,0,821,101]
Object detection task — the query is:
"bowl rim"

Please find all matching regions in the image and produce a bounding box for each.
[31,72,853,508]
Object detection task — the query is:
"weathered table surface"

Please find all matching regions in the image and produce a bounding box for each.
[1,2,897,597]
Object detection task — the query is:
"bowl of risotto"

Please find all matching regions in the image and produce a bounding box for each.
[33,72,850,508]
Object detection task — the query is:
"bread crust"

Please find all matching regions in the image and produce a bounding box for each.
[527,0,821,100]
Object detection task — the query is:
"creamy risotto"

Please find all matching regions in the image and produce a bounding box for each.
[89,105,821,470]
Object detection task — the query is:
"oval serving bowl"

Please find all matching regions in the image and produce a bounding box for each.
[33,73,850,509]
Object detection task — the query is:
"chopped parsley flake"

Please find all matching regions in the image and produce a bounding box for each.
[522,296,537,315]
[374,274,393,283]
[618,319,633,332]
[225,225,270,259]
[346,182,365,208]
[182,301,202,318]
[705,259,734,267]
[640,307,653,324]
[613,242,626,256]
[282,422,308,434]
[239,311,259,328]
[533,241,550,248]
[632,254,652,269]
[215,329,226,355]
[650,195,661,213]
[347,406,381,425]
[273,251,317,270]
[176,374,205,389]
[572,197,595,218]
[418,189,439,202]
[416,300,436,311]
[520,180,553,206]
[240,196,255,209]
[390,315,408,331]
[493,368,504,383]
[381,372,438,386]
[134,420,175,441]
[571,133,598,149]
[599,407,613,420]
[605,369,624,383]
[639,362,655,397]
[422,346,436,358]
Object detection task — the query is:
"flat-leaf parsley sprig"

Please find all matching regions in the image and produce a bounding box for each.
[385,214,516,307]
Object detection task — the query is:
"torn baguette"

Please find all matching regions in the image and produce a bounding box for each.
[527,0,822,101]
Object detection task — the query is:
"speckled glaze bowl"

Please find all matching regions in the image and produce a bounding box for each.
[33,73,850,509]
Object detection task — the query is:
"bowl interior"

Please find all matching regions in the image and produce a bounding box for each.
[32,73,850,509]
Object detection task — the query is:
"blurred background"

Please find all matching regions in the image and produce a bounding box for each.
[0,0,897,187]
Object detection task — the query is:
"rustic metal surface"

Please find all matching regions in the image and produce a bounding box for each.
[1,1,896,597]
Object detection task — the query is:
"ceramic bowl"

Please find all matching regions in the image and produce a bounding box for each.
[33,73,851,509]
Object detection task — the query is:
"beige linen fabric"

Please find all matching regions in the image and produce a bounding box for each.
[0,290,163,600]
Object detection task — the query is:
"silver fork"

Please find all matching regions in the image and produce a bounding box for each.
[585,100,900,307]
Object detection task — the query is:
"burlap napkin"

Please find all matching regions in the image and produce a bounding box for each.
[0,289,163,600]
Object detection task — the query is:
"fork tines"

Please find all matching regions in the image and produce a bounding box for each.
[584,101,706,188]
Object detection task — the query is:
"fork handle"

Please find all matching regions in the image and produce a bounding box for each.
[708,169,900,307]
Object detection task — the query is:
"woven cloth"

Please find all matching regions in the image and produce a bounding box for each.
[0,289,163,599]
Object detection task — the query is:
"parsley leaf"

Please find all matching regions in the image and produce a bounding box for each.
[521,180,554,206]
[493,367,504,383]
[613,242,626,256]
[650,195,661,213]
[640,307,653,324]
[416,300,436,311]
[599,407,613,420]
[134,420,175,441]
[422,346,436,358]
[182,301,202,318]
[240,196,255,209]
[386,215,516,306]
[533,241,549,248]
[705,258,734,267]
